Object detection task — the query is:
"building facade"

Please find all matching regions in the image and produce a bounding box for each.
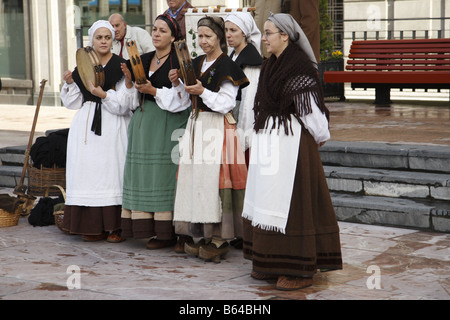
[0,0,448,106]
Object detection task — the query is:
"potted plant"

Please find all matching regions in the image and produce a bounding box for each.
[318,0,345,100]
[319,51,345,100]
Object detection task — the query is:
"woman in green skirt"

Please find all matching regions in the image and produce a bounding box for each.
[120,14,191,250]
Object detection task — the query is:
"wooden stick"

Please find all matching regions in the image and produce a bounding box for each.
[14,79,47,197]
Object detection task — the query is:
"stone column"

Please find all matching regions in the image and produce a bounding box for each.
[29,0,72,106]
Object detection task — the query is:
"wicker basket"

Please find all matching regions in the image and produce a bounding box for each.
[45,185,66,231]
[0,209,21,228]
[0,194,22,228]
[28,164,66,197]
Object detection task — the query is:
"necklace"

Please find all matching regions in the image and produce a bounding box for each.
[155,52,170,65]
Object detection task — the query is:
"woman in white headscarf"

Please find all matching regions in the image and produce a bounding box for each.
[225,12,263,158]
[60,20,137,242]
[242,13,342,291]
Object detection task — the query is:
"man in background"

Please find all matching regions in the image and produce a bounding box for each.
[109,13,155,59]
[282,0,320,62]
[164,0,194,39]
[250,0,320,62]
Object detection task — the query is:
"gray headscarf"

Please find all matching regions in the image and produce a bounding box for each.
[267,13,317,67]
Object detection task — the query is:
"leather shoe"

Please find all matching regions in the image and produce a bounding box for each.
[276,276,313,291]
[107,231,126,243]
[199,242,230,263]
[174,236,193,253]
[184,239,207,257]
[251,271,277,281]
[82,232,108,242]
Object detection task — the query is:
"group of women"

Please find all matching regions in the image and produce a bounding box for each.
[60,11,342,291]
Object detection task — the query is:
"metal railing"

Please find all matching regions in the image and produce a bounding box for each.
[332,16,450,49]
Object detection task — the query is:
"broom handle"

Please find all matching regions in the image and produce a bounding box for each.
[18,79,47,186]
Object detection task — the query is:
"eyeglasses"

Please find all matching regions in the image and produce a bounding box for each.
[263,31,282,38]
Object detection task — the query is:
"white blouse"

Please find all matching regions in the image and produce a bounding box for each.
[168,58,239,114]
[119,70,192,113]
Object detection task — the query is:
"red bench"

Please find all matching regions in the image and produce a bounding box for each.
[324,39,450,104]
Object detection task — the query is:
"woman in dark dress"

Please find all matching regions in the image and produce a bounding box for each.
[242,13,343,291]
[61,20,134,243]
[120,14,191,250]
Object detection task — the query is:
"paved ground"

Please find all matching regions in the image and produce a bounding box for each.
[0,215,449,301]
[0,99,449,302]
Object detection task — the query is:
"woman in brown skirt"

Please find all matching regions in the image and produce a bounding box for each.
[242,13,343,291]
[60,20,136,242]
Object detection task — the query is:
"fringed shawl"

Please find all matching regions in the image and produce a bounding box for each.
[253,43,329,135]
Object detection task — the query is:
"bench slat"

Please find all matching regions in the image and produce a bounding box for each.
[351,43,450,50]
[347,66,450,71]
[348,54,450,60]
[351,48,450,54]
[324,71,450,84]
[348,59,450,65]
[351,39,450,45]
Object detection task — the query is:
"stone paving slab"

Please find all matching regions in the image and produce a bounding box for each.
[0,214,448,301]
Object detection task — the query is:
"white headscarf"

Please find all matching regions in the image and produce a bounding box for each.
[88,20,116,44]
[225,12,262,54]
[267,13,317,67]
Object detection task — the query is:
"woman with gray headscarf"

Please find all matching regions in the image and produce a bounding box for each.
[241,13,343,291]
[225,12,263,159]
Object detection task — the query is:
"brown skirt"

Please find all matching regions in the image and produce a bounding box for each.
[243,128,343,278]
[121,211,174,240]
[62,205,122,236]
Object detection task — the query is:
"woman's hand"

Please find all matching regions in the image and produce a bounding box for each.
[89,81,107,99]
[121,63,133,89]
[184,80,204,96]
[169,69,180,87]
[135,80,157,96]
[63,70,74,84]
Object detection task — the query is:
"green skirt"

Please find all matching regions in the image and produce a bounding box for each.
[122,100,190,213]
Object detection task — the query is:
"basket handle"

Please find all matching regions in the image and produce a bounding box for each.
[44,185,66,201]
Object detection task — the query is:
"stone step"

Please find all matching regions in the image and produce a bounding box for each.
[320,141,450,174]
[331,192,450,233]
[0,145,27,166]
[0,165,26,188]
[0,129,65,166]
[324,166,450,201]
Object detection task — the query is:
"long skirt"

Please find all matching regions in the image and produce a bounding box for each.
[121,100,190,239]
[62,205,122,235]
[243,128,343,278]
[174,112,248,240]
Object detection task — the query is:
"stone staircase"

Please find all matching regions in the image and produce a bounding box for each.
[0,145,28,188]
[320,141,450,233]
[1,140,449,232]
